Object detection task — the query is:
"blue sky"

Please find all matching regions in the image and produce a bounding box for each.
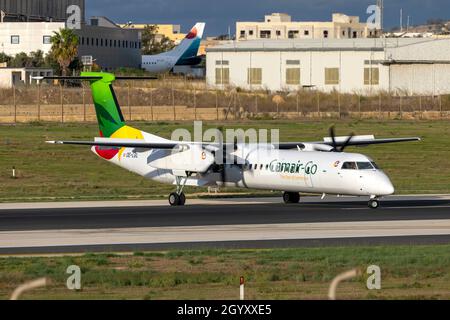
[86,0,450,35]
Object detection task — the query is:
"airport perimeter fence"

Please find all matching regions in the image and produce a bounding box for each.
[1,78,450,123]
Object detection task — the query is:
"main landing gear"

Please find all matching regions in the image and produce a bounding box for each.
[169,176,188,206]
[283,192,300,204]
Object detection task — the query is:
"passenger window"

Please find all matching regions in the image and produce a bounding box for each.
[357,162,375,170]
[342,162,357,170]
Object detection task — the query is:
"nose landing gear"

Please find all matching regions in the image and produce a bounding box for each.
[368,197,380,209]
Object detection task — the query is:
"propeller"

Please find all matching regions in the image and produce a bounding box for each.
[214,126,226,187]
[215,127,240,187]
[329,126,355,152]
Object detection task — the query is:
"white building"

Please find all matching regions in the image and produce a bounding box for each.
[0,18,142,70]
[0,22,64,56]
[0,67,53,88]
[206,38,450,95]
[236,13,380,41]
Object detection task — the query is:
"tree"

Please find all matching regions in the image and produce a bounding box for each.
[141,24,175,55]
[0,52,12,65]
[50,28,79,76]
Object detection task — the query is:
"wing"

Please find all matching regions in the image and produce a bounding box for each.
[274,136,421,150]
[46,139,236,151]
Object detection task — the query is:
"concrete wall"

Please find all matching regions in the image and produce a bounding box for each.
[76,25,141,70]
[207,39,450,95]
[0,22,65,56]
[0,0,85,22]
[207,49,388,93]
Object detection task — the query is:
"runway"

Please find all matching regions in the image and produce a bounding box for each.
[1,195,450,254]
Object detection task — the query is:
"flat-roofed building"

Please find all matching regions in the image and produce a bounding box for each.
[119,23,186,44]
[206,38,450,95]
[0,16,141,70]
[237,13,381,41]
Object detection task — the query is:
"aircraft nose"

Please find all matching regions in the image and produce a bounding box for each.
[379,174,395,196]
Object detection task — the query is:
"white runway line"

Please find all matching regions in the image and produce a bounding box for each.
[1,219,450,249]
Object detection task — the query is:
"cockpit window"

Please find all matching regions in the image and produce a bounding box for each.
[342,162,357,170]
[371,162,380,169]
[357,162,375,170]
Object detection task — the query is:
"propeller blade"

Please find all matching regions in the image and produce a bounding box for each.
[329,126,338,152]
[339,133,355,152]
[218,126,226,185]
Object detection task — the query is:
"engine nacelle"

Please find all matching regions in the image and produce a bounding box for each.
[300,143,334,152]
[148,145,215,173]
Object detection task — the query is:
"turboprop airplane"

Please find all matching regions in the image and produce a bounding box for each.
[37,73,421,209]
[142,22,205,73]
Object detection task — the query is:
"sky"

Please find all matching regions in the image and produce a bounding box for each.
[86,0,450,36]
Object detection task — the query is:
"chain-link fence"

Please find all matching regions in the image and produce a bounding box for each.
[1,79,449,123]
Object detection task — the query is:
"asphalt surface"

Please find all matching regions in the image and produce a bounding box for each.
[0,196,449,254]
[0,198,449,232]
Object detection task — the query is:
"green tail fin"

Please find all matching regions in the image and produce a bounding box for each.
[82,72,125,137]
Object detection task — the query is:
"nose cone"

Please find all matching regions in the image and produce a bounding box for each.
[378,173,395,196]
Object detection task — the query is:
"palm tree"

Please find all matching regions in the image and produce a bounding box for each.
[50,29,79,76]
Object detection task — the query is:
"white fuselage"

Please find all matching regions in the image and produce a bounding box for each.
[142,54,178,73]
[98,143,395,198]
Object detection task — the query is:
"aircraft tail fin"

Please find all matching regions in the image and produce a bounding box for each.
[82,72,127,138]
[170,22,205,63]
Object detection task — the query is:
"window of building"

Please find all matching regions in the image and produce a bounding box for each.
[286,60,300,65]
[247,68,262,85]
[325,68,340,85]
[288,30,299,39]
[96,38,99,46]
[353,31,358,38]
[215,68,230,85]
[304,30,310,36]
[43,35,51,44]
[249,30,254,36]
[260,30,271,38]
[323,30,329,38]
[240,30,246,38]
[276,30,281,37]
[216,60,229,66]
[11,35,20,44]
[286,68,301,85]
[364,68,379,85]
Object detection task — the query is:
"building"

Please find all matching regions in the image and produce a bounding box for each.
[0,16,141,70]
[206,38,450,95]
[0,0,85,22]
[236,13,381,41]
[77,17,141,70]
[0,66,53,88]
[0,21,64,56]
[119,23,186,44]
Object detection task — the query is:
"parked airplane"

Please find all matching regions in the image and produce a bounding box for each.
[142,22,205,73]
[39,73,420,208]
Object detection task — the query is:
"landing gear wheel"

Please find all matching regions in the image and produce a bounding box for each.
[368,199,379,209]
[169,193,180,206]
[179,193,186,206]
[283,192,300,204]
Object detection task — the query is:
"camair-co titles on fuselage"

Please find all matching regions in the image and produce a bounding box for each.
[269,160,318,175]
